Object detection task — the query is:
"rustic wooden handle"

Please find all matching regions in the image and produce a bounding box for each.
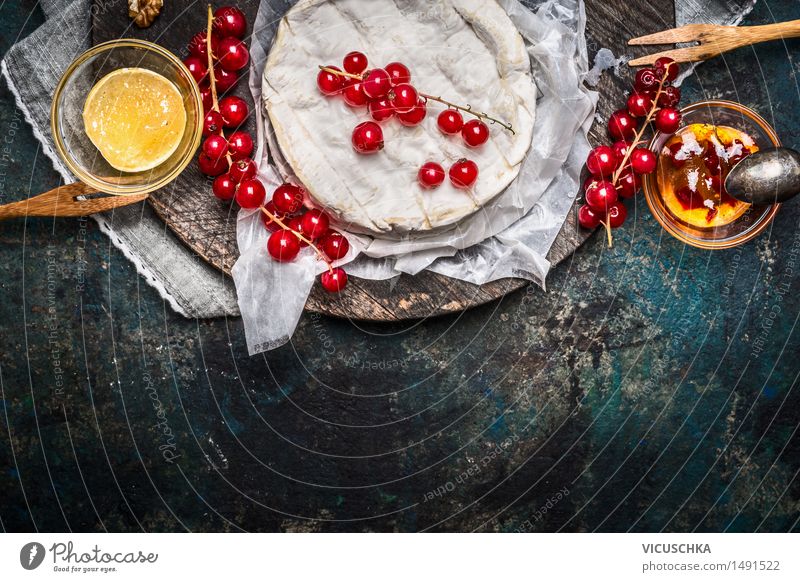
[738,19,800,43]
[0,182,149,221]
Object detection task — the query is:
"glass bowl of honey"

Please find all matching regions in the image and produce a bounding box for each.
[51,39,204,195]
[642,100,781,249]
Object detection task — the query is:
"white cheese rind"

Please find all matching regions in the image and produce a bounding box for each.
[263,0,537,233]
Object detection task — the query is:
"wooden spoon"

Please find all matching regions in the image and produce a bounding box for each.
[0,182,148,221]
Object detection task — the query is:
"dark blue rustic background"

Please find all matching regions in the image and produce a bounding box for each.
[0,0,798,532]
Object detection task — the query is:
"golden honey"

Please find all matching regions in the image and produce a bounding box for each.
[83,68,186,173]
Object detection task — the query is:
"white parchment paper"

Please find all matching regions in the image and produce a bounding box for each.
[234,0,596,355]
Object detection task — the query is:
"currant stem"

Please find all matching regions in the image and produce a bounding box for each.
[206,5,219,113]
[319,66,361,81]
[259,206,334,273]
[317,65,515,134]
[205,5,233,168]
[601,219,612,247]
[419,93,515,134]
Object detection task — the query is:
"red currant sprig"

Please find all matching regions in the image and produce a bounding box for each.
[579,57,682,246]
[317,65,515,135]
[259,198,350,293]
[195,4,252,179]
[195,6,349,294]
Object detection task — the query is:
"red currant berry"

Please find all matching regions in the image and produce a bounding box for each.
[449,159,479,189]
[183,56,207,84]
[462,119,490,147]
[397,100,427,126]
[668,142,686,169]
[202,134,228,162]
[384,62,411,85]
[390,83,418,114]
[320,268,348,293]
[301,209,330,240]
[362,68,392,99]
[654,57,679,83]
[626,92,652,117]
[188,31,219,60]
[437,110,464,135]
[227,131,254,161]
[343,81,369,107]
[200,84,213,112]
[728,150,749,168]
[630,148,657,174]
[584,176,601,193]
[268,230,301,262]
[213,6,247,39]
[321,232,350,261]
[197,153,227,176]
[612,140,632,166]
[351,121,384,154]
[368,98,395,122]
[217,37,249,72]
[658,86,681,108]
[318,66,344,96]
[272,183,304,214]
[634,68,659,92]
[286,216,309,247]
[616,170,640,199]
[606,202,627,228]
[219,96,249,127]
[214,66,238,93]
[418,162,445,189]
[608,110,637,140]
[585,180,618,212]
[261,201,285,232]
[578,204,602,229]
[212,173,238,200]
[655,107,682,134]
[704,147,722,176]
[343,51,368,75]
[202,110,224,137]
[235,178,266,209]
[230,157,257,183]
[586,145,617,177]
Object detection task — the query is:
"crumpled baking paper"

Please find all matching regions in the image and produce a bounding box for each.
[233,0,596,355]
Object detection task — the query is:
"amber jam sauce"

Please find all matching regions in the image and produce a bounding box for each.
[656,123,757,228]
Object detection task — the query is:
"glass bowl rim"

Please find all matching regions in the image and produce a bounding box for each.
[50,38,204,195]
[642,99,781,250]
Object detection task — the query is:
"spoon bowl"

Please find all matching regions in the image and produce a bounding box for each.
[725,147,800,205]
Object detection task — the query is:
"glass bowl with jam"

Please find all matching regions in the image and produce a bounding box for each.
[51,39,204,195]
[643,100,781,249]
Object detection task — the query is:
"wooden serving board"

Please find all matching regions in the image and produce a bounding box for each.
[94,0,674,321]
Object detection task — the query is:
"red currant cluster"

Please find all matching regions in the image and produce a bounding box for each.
[186,5,256,187]
[260,185,351,293]
[188,6,350,293]
[318,54,427,143]
[184,6,249,110]
[317,51,513,190]
[578,57,683,241]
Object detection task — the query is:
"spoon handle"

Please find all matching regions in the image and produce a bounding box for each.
[738,19,800,44]
[0,183,148,221]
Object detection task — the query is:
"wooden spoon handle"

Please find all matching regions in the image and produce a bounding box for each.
[0,182,148,221]
[739,19,800,43]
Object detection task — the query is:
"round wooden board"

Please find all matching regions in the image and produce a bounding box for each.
[94,0,673,321]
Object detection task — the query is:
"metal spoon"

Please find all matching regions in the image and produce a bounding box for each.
[724,147,800,205]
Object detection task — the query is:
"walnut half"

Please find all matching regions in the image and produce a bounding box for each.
[128,0,163,28]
